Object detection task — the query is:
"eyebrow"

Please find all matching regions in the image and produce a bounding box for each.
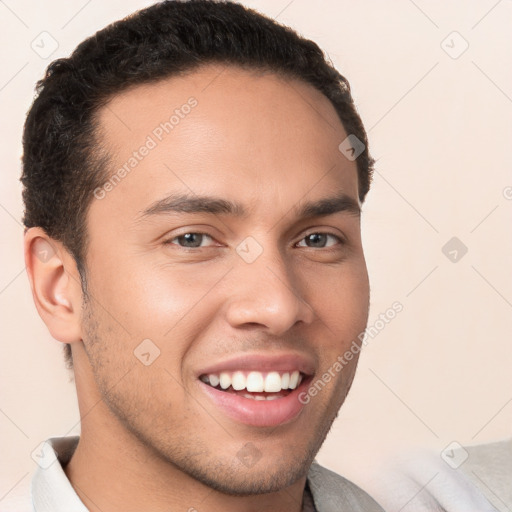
[137,191,361,221]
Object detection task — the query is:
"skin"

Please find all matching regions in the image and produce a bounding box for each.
[25,64,370,512]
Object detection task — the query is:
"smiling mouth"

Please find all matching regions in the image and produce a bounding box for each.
[199,370,305,401]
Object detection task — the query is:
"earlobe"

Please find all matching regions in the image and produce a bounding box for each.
[24,227,83,344]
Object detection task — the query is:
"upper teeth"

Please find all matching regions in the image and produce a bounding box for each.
[202,370,303,392]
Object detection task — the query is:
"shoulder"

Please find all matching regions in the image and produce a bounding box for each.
[459,438,512,512]
[368,446,502,512]
[462,438,512,472]
[307,461,385,512]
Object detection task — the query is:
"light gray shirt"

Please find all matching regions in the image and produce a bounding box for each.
[371,442,509,512]
[459,439,512,512]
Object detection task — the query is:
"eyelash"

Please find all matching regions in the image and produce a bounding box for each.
[164,231,345,250]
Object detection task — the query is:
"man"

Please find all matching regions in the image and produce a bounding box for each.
[21,1,384,510]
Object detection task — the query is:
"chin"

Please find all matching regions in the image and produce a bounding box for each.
[180,458,311,496]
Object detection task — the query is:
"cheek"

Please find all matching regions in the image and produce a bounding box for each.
[307,259,370,338]
[84,256,232,386]
[303,260,369,400]
[89,256,225,338]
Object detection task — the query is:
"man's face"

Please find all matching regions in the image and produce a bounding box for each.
[78,64,369,494]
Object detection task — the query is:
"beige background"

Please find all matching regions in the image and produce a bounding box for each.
[1,0,511,506]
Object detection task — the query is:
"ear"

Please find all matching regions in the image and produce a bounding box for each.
[24,227,84,344]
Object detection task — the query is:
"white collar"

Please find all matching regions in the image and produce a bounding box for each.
[31,436,86,512]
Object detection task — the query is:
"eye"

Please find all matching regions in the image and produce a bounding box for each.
[166,232,216,248]
[296,232,343,249]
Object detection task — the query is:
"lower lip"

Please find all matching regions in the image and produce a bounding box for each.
[198,377,312,427]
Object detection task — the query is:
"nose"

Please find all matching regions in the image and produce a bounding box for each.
[223,246,316,336]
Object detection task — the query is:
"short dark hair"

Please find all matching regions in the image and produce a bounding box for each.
[21,0,374,369]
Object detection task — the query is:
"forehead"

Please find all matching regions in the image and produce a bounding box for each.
[92,64,359,223]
